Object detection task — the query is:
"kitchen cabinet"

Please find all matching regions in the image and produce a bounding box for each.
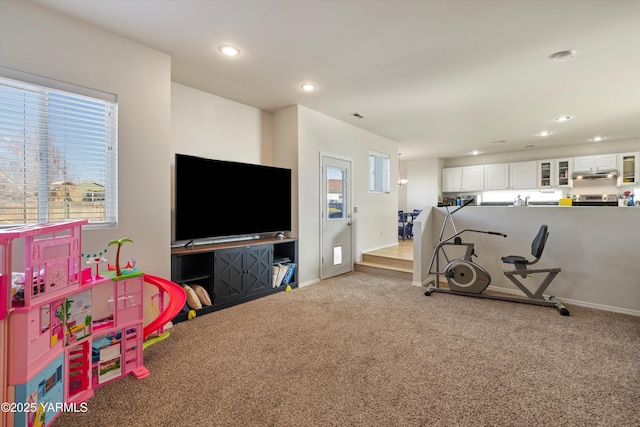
[618,152,638,186]
[509,161,537,189]
[442,166,484,192]
[556,159,572,187]
[573,154,616,172]
[538,158,572,188]
[484,164,509,190]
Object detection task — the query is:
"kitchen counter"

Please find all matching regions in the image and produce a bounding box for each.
[478,202,640,210]
[413,205,640,315]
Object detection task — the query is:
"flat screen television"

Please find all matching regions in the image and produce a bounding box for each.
[174,154,292,243]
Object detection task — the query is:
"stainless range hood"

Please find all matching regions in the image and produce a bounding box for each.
[572,169,618,180]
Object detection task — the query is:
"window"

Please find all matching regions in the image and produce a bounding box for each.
[0,69,117,227]
[368,150,390,193]
[326,166,345,219]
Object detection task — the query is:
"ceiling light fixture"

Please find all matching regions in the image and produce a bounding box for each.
[555,116,571,122]
[300,83,316,92]
[549,50,575,61]
[471,150,479,155]
[218,45,240,57]
[591,136,604,142]
[537,131,551,137]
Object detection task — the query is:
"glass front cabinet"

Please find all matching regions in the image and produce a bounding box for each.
[538,158,572,188]
[618,153,638,186]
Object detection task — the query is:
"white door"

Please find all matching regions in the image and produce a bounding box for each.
[321,156,353,279]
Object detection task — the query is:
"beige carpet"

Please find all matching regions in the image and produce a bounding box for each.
[52,271,639,427]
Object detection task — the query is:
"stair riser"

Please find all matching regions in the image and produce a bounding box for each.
[362,253,412,269]
[354,264,412,280]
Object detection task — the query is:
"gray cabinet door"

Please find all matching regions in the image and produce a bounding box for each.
[214,247,245,305]
[245,244,273,296]
[214,244,273,303]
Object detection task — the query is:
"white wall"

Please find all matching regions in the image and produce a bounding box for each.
[290,106,400,284]
[272,106,300,239]
[171,82,273,166]
[1,0,172,279]
[404,157,443,211]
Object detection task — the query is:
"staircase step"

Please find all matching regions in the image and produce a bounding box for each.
[354,261,412,280]
[361,253,413,270]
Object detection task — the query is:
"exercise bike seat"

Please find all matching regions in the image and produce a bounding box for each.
[501,254,528,265]
[501,224,548,268]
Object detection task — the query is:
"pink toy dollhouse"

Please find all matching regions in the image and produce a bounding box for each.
[0,220,148,427]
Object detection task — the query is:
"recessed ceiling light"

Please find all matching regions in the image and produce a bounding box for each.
[537,131,551,137]
[218,45,240,57]
[591,136,604,142]
[471,150,479,155]
[549,50,575,61]
[300,83,316,92]
[555,116,571,122]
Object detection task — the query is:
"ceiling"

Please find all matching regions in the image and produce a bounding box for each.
[33,0,640,160]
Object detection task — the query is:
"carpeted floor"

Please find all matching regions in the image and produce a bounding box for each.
[52,271,640,426]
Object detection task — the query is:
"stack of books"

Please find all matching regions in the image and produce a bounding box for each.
[272,263,296,287]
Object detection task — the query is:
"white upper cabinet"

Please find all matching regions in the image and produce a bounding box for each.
[442,166,484,192]
[573,154,617,172]
[484,163,509,190]
[509,161,537,189]
[538,160,554,188]
[442,167,462,192]
[441,151,630,193]
[618,152,639,186]
[556,159,572,187]
[538,158,572,188]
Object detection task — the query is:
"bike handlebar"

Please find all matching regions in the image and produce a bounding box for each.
[488,231,508,237]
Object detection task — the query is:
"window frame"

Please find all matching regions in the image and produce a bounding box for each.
[368,150,390,193]
[0,67,118,229]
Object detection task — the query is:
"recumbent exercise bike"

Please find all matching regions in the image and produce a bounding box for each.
[424,199,569,316]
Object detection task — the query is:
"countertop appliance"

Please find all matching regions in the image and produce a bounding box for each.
[459,194,480,206]
[572,194,618,207]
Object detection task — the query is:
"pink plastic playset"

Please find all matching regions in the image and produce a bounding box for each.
[0,220,186,427]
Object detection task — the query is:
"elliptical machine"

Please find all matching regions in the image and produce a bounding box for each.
[424,198,506,295]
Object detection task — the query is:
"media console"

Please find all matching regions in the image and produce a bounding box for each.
[170,237,298,323]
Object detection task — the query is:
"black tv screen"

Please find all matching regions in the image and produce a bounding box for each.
[174,154,292,242]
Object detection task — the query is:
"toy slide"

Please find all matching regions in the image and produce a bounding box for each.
[143,274,187,340]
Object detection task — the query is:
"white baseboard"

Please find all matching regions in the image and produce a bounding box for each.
[485,285,640,317]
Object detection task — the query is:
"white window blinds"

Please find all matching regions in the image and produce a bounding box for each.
[368,150,390,193]
[0,72,118,227]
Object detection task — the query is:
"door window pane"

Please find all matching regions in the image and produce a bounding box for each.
[327,166,345,219]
